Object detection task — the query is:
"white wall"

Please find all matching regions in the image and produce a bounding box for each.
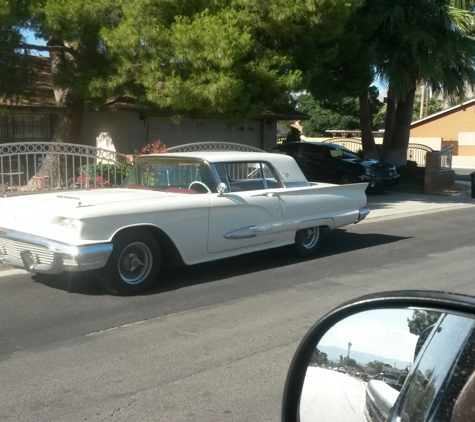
[81,110,276,153]
[81,110,147,154]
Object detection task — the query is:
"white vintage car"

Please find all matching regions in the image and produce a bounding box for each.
[0,149,369,295]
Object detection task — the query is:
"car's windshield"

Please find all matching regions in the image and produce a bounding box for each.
[326,146,360,159]
[121,157,217,192]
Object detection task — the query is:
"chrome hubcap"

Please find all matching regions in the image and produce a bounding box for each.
[299,227,319,249]
[118,242,153,285]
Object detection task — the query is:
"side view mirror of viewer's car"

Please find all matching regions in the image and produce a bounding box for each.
[281,291,475,422]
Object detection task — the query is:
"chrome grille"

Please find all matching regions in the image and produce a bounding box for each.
[0,236,54,269]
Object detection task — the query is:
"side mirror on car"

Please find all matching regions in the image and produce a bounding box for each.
[281,291,475,422]
[217,182,228,195]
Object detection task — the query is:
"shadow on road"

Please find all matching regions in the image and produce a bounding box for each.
[31,229,409,296]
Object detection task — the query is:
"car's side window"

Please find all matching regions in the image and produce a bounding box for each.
[215,162,282,192]
[305,145,328,159]
[261,163,282,189]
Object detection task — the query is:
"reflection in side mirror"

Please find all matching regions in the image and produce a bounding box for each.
[301,309,419,422]
[282,293,475,422]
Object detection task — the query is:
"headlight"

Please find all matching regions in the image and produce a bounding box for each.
[364,167,376,177]
[57,218,83,238]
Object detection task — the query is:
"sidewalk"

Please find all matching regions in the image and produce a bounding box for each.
[365,187,475,222]
[1,188,474,273]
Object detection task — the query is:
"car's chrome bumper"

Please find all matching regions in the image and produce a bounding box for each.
[0,228,113,274]
[356,207,370,223]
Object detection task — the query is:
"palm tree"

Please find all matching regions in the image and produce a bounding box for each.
[368,0,475,166]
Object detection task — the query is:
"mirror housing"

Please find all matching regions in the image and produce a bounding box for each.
[217,182,228,196]
[282,291,475,422]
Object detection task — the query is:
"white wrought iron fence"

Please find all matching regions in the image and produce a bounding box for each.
[167,141,264,153]
[0,142,133,194]
[407,143,434,166]
[438,145,453,170]
[320,138,364,154]
[320,138,434,166]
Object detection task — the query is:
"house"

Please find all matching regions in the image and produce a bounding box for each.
[410,99,475,167]
[1,56,308,153]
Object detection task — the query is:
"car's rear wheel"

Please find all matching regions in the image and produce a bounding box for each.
[293,226,324,257]
[100,229,161,295]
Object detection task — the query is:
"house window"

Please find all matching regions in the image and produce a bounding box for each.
[0,113,52,144]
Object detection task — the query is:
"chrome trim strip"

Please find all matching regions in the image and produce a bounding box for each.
[224,224,273,239]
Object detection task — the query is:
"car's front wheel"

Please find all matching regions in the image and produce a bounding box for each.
[293,226,324,257]
[100,229,161,295]
[339,173,357,185]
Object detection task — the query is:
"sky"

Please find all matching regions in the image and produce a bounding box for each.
[21,29,47,56]
[319,308,419,364]
[23,28,40,44]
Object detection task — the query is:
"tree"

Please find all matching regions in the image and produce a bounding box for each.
[0,0,120,144]
[407,310,441,336]
[372,88,444,126]
[368,0,475,166]
[315,0,475,165]
[367,360,392,374]
[302,8,380,157]
[103,0,362,122]
[297,88,383,137]
[413,89,444,121]
[298,95,360,137]
[0,1,32,98]
[310,348,328,366]
[342,357,358,368]
[2,0,363,144]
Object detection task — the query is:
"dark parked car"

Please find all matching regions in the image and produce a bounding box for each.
[271,141,399,191]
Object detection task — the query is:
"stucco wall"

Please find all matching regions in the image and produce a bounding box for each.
[81,110,277,153]
[81,110,147,153]
[410,103,475,143]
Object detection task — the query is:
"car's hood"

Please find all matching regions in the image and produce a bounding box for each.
[0,188,176,229]
[1,188,169,212]
[341,157,394,169]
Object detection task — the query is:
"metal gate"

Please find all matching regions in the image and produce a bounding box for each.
[1,142,133,194]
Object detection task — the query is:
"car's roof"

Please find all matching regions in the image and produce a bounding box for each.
[277,141,347,150]
[137,151,309,183]
[141,151,273,162]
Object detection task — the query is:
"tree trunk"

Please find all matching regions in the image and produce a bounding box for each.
[358,87,379,159]
[50,101,85,144]
[28,39,86,189]
[382,86,416,167]
[48,38,85,145]
[381,88,397,160]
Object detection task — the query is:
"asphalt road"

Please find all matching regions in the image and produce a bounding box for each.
[300,368,366,422]
[1,204,475,421]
